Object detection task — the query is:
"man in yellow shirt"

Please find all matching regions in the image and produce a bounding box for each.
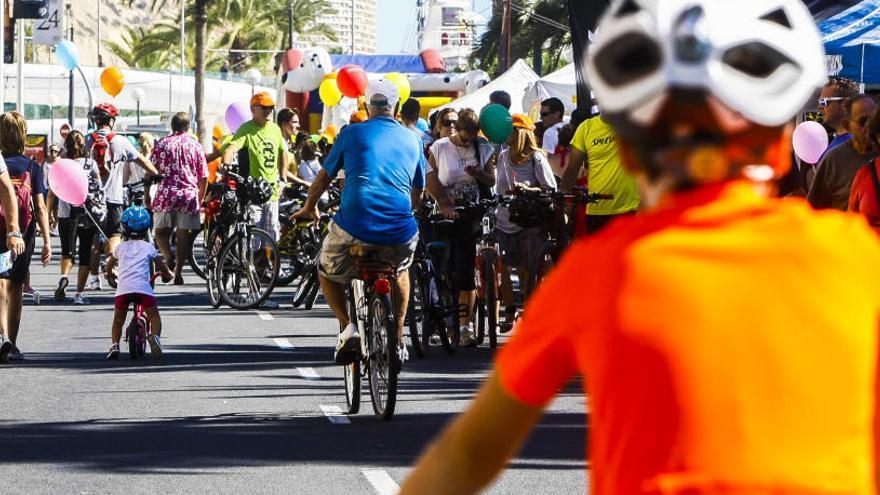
[562,114,641,234]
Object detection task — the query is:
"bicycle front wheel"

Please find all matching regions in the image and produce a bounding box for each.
[368,292,399,420]
[527,240,556,299]
[407,264,428,358]
[216,228,280,310]
[205,227,224,309]
[188,226,206,280]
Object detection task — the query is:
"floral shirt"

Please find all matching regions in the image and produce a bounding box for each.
[150,132,208,215]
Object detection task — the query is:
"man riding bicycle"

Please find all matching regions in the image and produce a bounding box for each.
[292,79,426,365]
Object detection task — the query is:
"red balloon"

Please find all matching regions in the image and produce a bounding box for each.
[337,65,368,98]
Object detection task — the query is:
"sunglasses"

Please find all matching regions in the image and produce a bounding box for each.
[441,119,457,127]
[540,111,557,118]
[817,97,845,108]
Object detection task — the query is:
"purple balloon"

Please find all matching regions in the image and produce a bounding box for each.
[792,121,829,164]
[225,102,250,134]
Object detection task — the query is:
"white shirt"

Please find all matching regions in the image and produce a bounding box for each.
[91,133,138,205]
[113,239,158,297]
[429,137,495,204]
[298,158,322,182]
[494,150,557,233]
[541,121,568,155]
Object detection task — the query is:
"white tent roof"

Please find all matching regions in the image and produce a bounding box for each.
[522,63,578,115]
[436,59,539,115]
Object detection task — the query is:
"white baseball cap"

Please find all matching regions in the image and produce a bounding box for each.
[366,79,400,108]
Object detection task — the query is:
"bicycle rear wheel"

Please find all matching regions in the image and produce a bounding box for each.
[216,228,280,310]
[484,257,499,349]
[406,264,428,358]
[292,266,318,308]
[205,227,224,308]
[437,279,459,355]
[368,292,399,420]
[187,226,206,280]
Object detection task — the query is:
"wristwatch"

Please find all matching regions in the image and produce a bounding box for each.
[7,231,22,239]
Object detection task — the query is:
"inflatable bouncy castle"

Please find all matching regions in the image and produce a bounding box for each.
[278,48,489,132]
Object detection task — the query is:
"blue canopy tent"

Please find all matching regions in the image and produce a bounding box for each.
[820,0,880,86]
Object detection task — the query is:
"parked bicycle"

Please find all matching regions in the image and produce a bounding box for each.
[342,245,404,421]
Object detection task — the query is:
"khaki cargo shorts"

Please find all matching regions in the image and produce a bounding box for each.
[318,222,418,284]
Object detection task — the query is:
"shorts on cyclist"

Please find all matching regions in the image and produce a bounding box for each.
[319,221,417,284]
[154,210,200,230]
[114,293,157,311]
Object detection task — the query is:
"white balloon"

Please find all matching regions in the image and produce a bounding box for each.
[331,97,360,128]
[284,48,333,93]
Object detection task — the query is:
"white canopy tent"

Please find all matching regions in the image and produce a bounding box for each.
[522,63,578,116]
[435,59,540,115]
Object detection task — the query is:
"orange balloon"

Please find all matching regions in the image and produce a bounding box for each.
[100,67,125,97]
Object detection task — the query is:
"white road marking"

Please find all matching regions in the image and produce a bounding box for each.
[273,338,295,350]
[258,311,274,321]
[320,405,350,425]
[297,367,320,380]
[362,469,400,495]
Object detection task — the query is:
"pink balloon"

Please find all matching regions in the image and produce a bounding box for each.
[225,102,250,134]
[48,159,88,206]
[792,121,829,164]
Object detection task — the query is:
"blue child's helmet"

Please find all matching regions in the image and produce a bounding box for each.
[121,205,152,233]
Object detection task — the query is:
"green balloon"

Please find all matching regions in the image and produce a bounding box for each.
[480,104,513,144]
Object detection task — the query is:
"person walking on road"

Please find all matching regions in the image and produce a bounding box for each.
[292,79,426,365]
[48,131,104,305]
[0,112,52,362]
[150,113,208,285]
[401,1,880,493]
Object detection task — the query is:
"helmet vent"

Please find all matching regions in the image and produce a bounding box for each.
[760,8,792,28]
[614,0,641,17]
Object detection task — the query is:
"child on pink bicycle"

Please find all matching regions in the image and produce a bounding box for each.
[105,205,173,360]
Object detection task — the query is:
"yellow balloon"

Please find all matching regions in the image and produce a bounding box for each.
[100,67,125,97]
[385,72,411,103]
[319,77,342,107]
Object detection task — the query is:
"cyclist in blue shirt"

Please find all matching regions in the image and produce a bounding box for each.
[292,79,426,365]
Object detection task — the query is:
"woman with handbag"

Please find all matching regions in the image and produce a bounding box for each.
[48,131,105,305]
[0,112,52,362]
[494,115,557,327]
[426,108,496,346]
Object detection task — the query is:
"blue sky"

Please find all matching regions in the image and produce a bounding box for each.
[376,0,493,54]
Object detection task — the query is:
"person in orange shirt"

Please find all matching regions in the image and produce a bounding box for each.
[400,1,880,494]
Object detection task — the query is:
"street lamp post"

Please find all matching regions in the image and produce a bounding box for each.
[244,69,261,96]
[132,87,145,126]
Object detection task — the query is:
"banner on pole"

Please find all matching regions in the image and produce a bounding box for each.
[567,0,609,114]
[32,0,61,45]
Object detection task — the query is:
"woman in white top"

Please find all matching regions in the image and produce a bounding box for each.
[297,140,323,183]
[426,108,496,347]
[493,114,556,327]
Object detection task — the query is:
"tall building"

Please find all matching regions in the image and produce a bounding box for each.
[417,0,480,70]
[295,0,377,55]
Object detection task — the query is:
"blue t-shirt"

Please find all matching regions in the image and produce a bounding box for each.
[828,133,852,151]
[1,153,47,196]
[323,116,426,246]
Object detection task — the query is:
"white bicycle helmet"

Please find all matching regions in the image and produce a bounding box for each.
[586,0,826,178]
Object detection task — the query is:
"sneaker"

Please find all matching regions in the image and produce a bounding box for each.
[460,325,476,347]
[261,299,280,310]
[87,275,102,291]
[147,334,163,358]
[23,286,36,296]
[334,323,361,365]
[397,344,409,363]
[0,337,11,364]
[74,293,90,305]
[8,346,23,361]
[106,343,120,360]
[55,277,69,302]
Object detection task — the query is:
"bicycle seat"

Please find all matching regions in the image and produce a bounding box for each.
[425,241,448,258]
[350,245,398,277]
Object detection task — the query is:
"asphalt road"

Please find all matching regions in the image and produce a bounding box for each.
[0,241,588,494]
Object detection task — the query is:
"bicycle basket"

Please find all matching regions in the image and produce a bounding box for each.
[507,194,554,229]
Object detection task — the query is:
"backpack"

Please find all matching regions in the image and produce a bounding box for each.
[0,157,35,237]
[90,131,116,182]
[71,158,107,228]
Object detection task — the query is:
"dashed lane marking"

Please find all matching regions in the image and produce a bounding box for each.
[273,338,295,350]
[297,367,320,380]
[362,469,400,495]
[258,311,274,321]
[320,404,350,425]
